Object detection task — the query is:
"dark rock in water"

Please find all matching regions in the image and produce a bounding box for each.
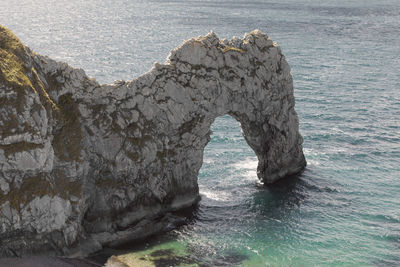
[0,256,100,267]
[0,25,306,256]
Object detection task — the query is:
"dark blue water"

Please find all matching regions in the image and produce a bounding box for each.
[2,0,399,265]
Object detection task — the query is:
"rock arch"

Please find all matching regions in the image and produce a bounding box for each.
[0,26,305,256]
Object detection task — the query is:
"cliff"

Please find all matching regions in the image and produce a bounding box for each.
[0,25,306,256]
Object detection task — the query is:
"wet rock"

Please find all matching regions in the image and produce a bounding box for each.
[0,256,100,267]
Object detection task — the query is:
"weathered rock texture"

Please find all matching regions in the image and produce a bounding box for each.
[0,26,306,256]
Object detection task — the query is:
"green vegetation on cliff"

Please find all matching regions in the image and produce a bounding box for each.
[0,26,35,92]
[0,25,58,110]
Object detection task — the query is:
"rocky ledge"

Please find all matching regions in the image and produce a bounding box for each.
[0,26,306,257]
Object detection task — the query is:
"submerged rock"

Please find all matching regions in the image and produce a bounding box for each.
[0,26,306,256]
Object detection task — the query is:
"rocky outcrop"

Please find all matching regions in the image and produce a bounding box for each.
[0,26,306,256]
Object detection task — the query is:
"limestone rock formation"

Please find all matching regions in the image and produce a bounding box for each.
[0,26,306,256]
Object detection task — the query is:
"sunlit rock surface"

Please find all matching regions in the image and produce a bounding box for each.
[0,25,306,256]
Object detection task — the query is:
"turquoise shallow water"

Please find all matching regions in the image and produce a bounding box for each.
[2,0,400,265]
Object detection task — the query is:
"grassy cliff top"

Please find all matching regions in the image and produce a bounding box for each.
[0,25,35,91]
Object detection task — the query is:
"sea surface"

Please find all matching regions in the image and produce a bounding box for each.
[1,0,400,266]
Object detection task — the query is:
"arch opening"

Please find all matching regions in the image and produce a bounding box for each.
[198,115,259,204]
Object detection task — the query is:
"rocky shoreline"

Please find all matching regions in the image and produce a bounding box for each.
[0,25,305,257]
[0,256,101,267]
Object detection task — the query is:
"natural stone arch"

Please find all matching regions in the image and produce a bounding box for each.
[0,26,305,256]
[122,30,306,195]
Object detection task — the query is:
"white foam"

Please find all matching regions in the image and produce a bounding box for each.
[200,188,232,202]
[232,157,258,170]
[307,159,321,166]
[232,157,258,181]
[202,158,214,164]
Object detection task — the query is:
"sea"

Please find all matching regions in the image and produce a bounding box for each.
[1,0,399,266]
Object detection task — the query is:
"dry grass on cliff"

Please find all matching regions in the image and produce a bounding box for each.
[0,26,36,91]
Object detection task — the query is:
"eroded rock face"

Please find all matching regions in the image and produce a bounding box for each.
[0,26,306,256]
